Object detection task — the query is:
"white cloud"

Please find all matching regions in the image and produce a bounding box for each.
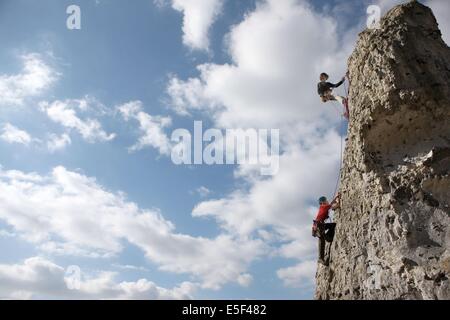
[196,186,211,198]
[193,129,341,239]
[112,264,149,272]
[40,98,116,143]
[0,257,196,299]
[0,229,16,238]
[277,260,316,288]
[0,165,265,289]
[165,0,224,51]
[236,273,253,287]
[166,0,350,129]
[47,133,72,152]
[0,169,43,182]
[168,76,213,115]
[118,101,172,154]
[0,53,59,106]
[115,278,197,300]
[0,123,32,145]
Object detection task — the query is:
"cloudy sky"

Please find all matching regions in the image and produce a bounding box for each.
[0,0,448,300]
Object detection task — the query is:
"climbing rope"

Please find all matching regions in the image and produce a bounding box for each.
[344,80,349,99]
[330,76,349,198]
[331,102,345,198]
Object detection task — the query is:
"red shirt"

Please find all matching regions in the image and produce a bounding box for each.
[315,204,331,223]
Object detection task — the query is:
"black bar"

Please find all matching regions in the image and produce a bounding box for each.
[0,300,447,319]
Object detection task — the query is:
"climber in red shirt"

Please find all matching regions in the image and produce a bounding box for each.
[314,194,339,223]
[312,193,340,265]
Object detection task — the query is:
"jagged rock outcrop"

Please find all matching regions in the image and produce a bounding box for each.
[315,1,450,300]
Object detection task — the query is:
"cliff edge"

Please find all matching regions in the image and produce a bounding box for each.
[315,1,450,300]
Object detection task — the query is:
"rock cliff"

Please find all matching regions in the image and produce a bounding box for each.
[315,1,450,300]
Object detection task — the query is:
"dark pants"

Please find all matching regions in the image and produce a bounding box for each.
[317,223,336,261]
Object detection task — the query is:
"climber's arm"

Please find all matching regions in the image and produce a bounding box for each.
[331,193,341,209]
[329,77,346,88]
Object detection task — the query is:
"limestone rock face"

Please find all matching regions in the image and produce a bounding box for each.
[315,1,450,300]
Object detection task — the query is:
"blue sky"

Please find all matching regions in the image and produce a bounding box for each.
[0,0,448,300]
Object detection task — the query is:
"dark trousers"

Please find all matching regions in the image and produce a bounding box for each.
[317,223,336,261]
